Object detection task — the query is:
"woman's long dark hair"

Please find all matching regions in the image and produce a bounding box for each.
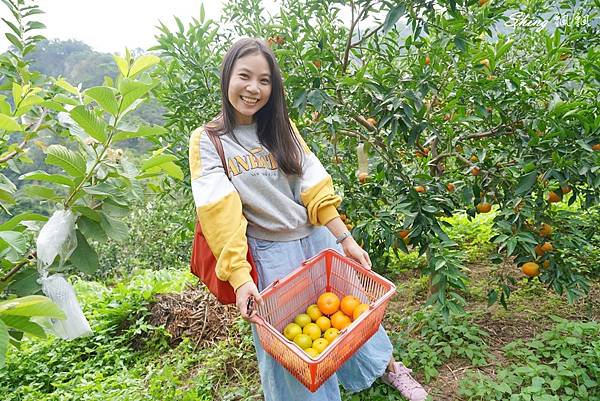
[205,38,303,176]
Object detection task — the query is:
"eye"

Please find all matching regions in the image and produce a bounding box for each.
[239,73,249,79]
[261,78,271,84]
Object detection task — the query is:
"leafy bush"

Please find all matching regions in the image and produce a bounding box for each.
[94,194,195,277]
[391,309,490,382]
[459,318,600,401]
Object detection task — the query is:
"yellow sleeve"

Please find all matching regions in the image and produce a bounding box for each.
[290,121,341,226]
[189,127,253,291]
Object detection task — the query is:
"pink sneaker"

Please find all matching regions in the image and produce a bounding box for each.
[382,362,429,401]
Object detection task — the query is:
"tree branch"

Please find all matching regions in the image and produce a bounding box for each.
[0,251,36,283]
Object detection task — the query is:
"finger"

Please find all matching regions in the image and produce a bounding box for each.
[364,252,372,269]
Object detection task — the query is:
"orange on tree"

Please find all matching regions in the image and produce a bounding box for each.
[312,59,321,69]
[415,185,426,193]
[353,303,370,321]
[476,202,492,213]
[534,244,545,257]
[521,262,540,277]
[366,117,377,127]
[331,311,352,330]
[340,295,361,317]
[480,58,490,68]
[317,292,340,315]
[424,54,431,65]
[561,186,572,194]
[547,191,561,203]
[541,242,553,252]
[592,143,600,151]
[539,223,553,237]
[446,182,456,192]
[358,172,369,183]
[543,260,551,269]
[471,166,481,176]
[470,154,478,162]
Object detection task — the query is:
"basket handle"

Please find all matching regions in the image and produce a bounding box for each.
[262,279,280,292]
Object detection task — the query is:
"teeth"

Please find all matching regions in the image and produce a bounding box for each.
[241,96,258,105]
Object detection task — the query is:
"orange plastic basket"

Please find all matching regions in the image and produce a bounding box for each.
[254,248,396,392]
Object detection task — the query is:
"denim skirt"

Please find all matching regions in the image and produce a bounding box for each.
[247,226,393,401]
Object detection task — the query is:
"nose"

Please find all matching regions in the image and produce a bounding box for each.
[246,82,259,94]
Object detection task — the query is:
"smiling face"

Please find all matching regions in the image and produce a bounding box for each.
[227,52,272,125]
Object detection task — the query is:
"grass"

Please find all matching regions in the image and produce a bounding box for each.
[2,206,598,401]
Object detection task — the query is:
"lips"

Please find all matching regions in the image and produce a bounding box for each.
[241,96,259,105]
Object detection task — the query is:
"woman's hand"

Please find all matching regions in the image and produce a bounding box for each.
[235,281,264,324]
[341,236,372,270]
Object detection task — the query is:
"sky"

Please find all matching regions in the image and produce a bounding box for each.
[0,0,226,54]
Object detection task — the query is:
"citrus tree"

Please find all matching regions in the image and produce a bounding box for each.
[0,0,176,365]
[154,0,599,317]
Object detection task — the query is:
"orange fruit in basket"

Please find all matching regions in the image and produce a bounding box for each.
[303,323,322,341]
[323,327,340,343]
[306,304,322,321]
[312,338,329,354]
[340,295,361,317]
[315,316,331,331]
[331,311,352,330]
[304,347,319,358]
[317,292,340,315]
[353,303,370,321]
[294,313,312,328]
[293,333,313,350]
[283,323,302,341]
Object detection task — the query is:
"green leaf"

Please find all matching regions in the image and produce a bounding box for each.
[383,4,405,34]
[69,230,99,275]
[140,154,178,172]
[0,231,27,255]
[6,267,41,297]
[515,171,538,195]
[45,144,86,177]
[112,125,167,142]
[113,54,129,77]
[72,206,100,222]
[84,86,119,116]
[100,213,128,242]
[0,295,65,319]
[0,113,22,131]
[160,161,184,180]
[0,320,7,367]
[5,32,23,50]
[117,78,154,113]
[0,315,45,338]
[0,212,47,231]
[55,78,80,95]
[19,170,75,187]
[78,216,106,241]
[23,185,60,201]
[69,105,108,142]
[129,54,160,77]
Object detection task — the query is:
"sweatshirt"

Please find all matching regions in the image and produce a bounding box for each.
[189,121,341,291]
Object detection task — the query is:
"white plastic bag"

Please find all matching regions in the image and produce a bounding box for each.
[39,274,92,339]
[36,209,78,268]
[36,209,93,339]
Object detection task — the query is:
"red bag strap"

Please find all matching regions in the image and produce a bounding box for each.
[206,131,229,177]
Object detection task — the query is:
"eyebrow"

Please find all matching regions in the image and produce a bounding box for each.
[237,67,270,78]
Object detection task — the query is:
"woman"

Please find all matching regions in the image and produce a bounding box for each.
[189,37,428,401]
